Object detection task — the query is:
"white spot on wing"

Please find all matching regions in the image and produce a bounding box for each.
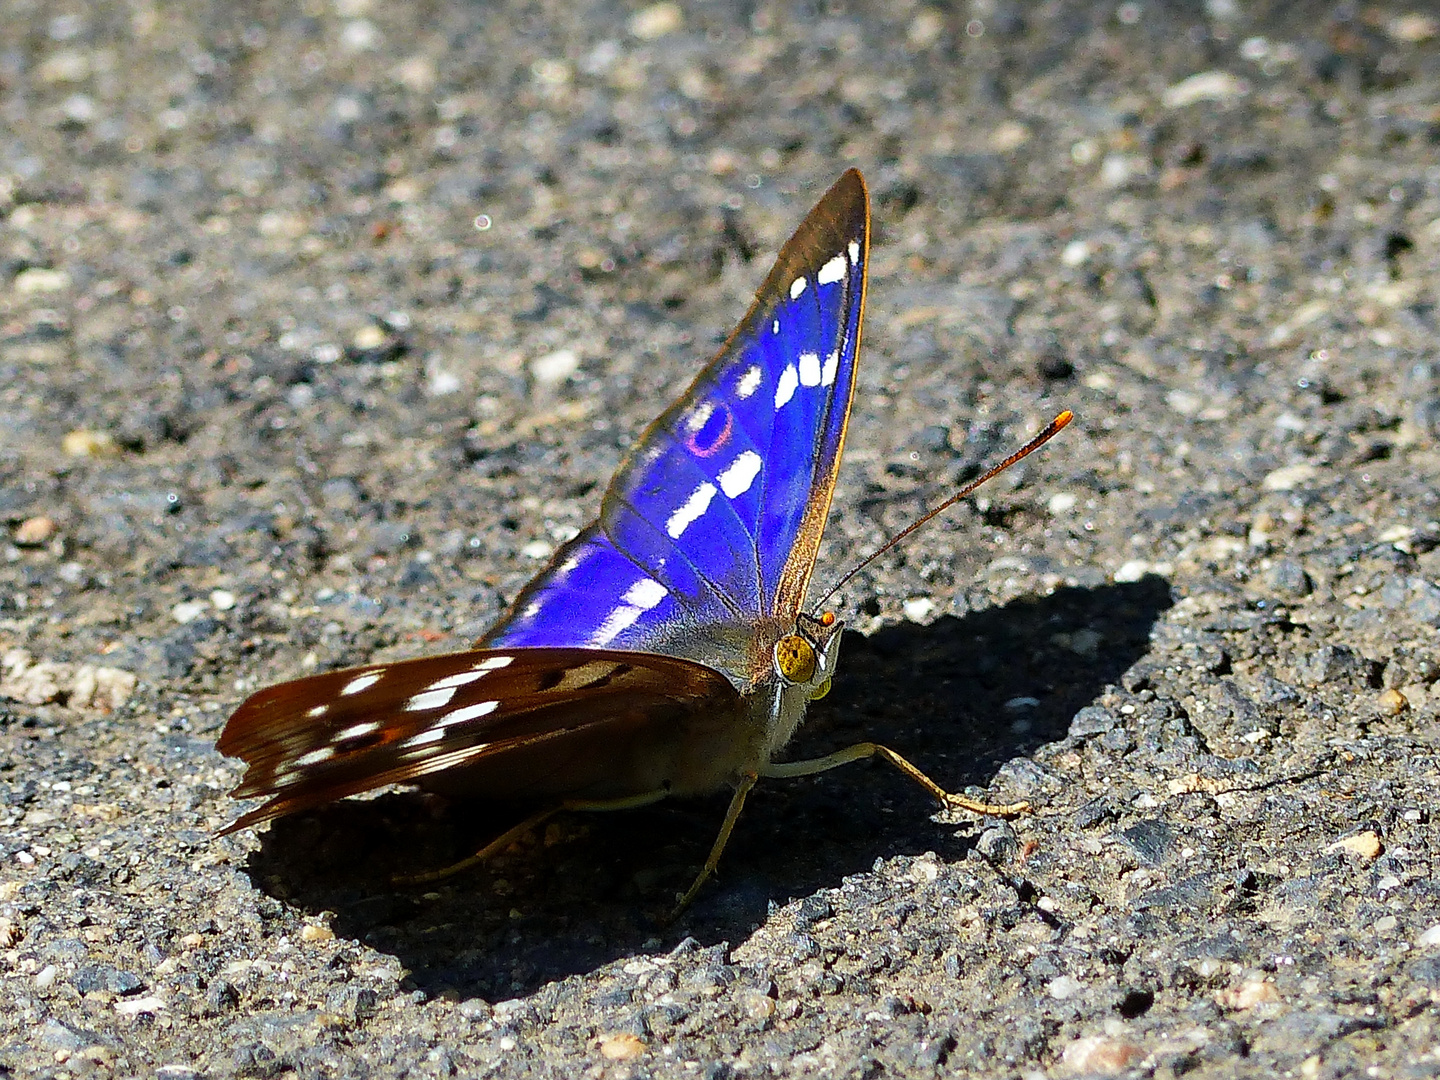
[821,348,840,386]
[817,254,846,285]
[296,747,335,767]
[439,700,499,726]
[591,605,643,646]
[789,276,807,300]
[848,239,860,264]
[772,319,780,335]
[718,451,762,498]
[427,670,486,692]
[666,481,717,539]
[736,365,762,399]
[624,578,668,609]
[403,727,446,748]
[336,721,380,741]
[306,704,329,718]
[475,655,513,671]
[405,686,459,712]
[340,671,382,696]
[774,364,798,409]
[590,578,669,646]
[798,351,821,386]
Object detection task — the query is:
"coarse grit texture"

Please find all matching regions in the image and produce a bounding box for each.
[2,1,1439,1078]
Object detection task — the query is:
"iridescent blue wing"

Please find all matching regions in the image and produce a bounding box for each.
[485,171,869,673]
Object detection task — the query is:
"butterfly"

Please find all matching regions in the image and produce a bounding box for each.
[218,170,1071,911]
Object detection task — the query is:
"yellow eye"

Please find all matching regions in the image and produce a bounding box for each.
[774,634,817,684]
[809,676,832,701]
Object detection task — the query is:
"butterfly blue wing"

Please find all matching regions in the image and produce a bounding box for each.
[485,171,870,675]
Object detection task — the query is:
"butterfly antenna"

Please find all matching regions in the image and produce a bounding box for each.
[814,410,1074,611]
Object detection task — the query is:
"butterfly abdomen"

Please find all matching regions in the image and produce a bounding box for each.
[418,684,768,802]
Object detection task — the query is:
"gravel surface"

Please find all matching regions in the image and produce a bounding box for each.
[4,1,1440,1077]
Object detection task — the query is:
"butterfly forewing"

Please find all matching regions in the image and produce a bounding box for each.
[219,647,740,830]
[484,170,870,668]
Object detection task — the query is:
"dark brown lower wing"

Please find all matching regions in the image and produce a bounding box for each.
[217,647,742,831]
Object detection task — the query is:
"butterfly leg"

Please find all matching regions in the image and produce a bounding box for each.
[762,743,1030,816]
[395,790,674,888]
[393,804,566,886]
[670,771,759,920]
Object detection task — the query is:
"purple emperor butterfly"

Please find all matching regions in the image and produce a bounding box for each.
[218,170,1072,910]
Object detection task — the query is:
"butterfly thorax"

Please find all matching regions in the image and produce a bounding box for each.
[759,610,844,760]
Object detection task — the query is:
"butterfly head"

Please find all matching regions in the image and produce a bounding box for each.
[773,610,843,701]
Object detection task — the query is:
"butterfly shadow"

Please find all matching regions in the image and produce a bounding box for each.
[240,575,1171,1001]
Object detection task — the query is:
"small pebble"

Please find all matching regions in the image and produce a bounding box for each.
[1377,689,1408,715]
[114,995,166,1016]
[300,924,335,943]
[902,596,935,622]
[741,990,776,1021]
[1327,831,1383,860]
[1216,980,1279,1010]
[172,600,210,624]
[1047,975,1084,1000]
[14,267,72,293]
[598,1032,646,1061]
[1261,463,1317,492]
[209,589,237,611]
[530,348,580,386]
[1114,559,1152,583]
[13,516,57,547]
[352,324,387,350]
[1061,1035,1146,1073]
[1387,13,1438,42]
[629,2,682,39]
[1161,70,1249,109]
[62,430,119,457]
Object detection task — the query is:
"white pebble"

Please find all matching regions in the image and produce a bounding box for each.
[1162,71,1250,109]
[14,268,71,293]
[1060,240,1090,267]
[1261,463,1318,492]
[902,597,935,622]
[172,600,210,624]
[630,2,683,39]
[530,348,579,386]
[1114,560,1152,583]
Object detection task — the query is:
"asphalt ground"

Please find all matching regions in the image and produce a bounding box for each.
[2,1,1440,1077]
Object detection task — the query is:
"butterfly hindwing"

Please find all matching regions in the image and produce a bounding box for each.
[485,171,870,663]
[218,647,741,830]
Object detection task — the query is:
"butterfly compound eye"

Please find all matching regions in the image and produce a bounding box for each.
[774,634,818,685]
